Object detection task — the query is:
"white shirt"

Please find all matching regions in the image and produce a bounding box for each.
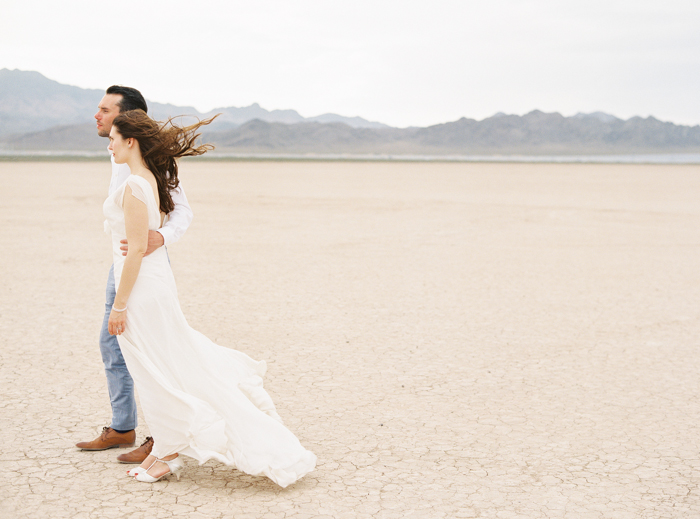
[109,155,193,246]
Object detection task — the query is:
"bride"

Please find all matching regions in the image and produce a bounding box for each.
[104,109,316,485]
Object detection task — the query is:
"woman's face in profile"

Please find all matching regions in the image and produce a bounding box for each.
[108,127,129,164]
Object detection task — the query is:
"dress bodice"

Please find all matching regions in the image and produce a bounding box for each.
[103,175,164,274]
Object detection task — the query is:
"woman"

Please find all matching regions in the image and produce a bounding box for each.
[104,109,316,485]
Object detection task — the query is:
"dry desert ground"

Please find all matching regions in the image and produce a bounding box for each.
[1,160,700,518]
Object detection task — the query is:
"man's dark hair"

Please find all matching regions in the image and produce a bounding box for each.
[106,85,148,113]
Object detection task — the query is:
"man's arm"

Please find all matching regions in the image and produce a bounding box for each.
[120,182,193,256]
[157,183,193,246]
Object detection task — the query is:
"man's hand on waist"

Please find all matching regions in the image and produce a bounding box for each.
[120,230,165,256]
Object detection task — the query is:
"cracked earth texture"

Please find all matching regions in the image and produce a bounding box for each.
[1,160,700,518]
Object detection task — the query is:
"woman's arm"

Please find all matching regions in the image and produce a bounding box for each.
[108,184,149,335]
[118,182,193,256]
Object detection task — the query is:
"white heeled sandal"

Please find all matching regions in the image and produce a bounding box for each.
[134,456,183,482]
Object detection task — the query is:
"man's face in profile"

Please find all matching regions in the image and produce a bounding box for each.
[95,94,122,137]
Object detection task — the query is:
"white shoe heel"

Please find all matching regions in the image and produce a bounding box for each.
[134,457,183,482]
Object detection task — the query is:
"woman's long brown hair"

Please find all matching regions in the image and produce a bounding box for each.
[112,110,218,214]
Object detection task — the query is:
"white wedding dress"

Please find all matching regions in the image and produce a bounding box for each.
[103,175,316,487]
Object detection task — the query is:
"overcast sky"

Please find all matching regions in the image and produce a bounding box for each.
[2,0,699,127]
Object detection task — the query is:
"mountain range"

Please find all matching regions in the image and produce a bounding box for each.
[2,68,700,155]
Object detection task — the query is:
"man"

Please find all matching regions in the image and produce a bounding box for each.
[75,86,193,464]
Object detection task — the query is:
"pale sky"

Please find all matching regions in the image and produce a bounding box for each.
[2,0,699,128]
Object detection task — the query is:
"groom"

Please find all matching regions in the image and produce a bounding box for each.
[75,86,194,463]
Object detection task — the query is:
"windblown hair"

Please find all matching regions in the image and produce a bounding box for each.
[112,110,217,214]
[106,85,148,113]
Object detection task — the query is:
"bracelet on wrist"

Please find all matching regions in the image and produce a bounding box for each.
[112,304,127,312]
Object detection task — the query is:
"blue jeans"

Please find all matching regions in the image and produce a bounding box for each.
[99,265,137,431]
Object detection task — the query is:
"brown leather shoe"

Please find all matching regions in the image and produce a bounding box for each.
[75,427,135,450]
[116,436,154,464]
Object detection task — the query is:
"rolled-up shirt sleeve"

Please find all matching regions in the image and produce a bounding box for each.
[157,183,193,246]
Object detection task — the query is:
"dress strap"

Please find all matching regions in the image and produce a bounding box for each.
[123,176,154,207]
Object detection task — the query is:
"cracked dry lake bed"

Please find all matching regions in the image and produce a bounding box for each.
[2,160,700,518]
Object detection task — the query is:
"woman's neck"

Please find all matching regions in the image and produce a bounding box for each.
[126,156,151,178]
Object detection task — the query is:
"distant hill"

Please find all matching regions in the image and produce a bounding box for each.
[404,111,700,154]
[201,119,416,154]
[5,122,103,151]
[197,104,389,131]
[0,69,104,136]
[6,112,700,155]
[198,114,700,154]
[0,68,387,137]
[2,68,700,155]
